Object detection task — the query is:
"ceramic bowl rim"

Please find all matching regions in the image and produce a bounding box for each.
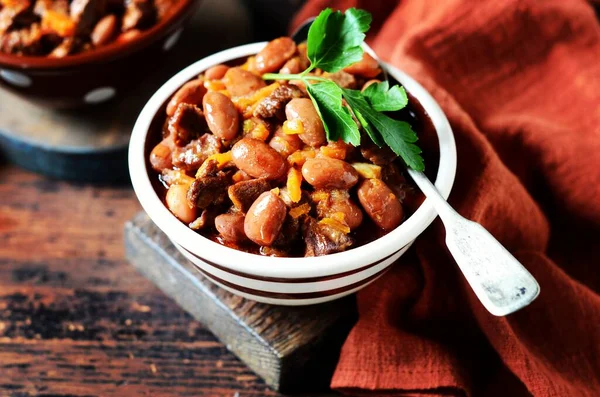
[129,42,457,279]
[0,0,198,70]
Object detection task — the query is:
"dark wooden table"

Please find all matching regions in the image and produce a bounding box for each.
[0,165,337,396]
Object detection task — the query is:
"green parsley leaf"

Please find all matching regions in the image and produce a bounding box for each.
[342,89,424,171]
[263,7,425,171]
[307,8,372,72]
[307,81,361,145]
[362,81,408,112]
[337,89,384,147]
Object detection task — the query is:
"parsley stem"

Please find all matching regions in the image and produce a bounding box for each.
[262,73,301,81]
[300,64,315,77]
[262,73,331,84]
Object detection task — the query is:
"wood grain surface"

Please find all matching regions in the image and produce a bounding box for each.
[125,213,356,392]
[0,165,338,396]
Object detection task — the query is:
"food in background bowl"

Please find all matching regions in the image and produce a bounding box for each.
[148,39,428,257]
[129,8,456,305]
[0,0,198,108]
[0,0,183,57]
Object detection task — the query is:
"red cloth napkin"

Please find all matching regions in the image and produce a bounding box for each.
[293,1,600,396]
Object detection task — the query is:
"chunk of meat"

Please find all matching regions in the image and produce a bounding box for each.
[189,209,216,230]
[360,140,397,165]
[227,178,271,213]
[70,0,107,35]
[253,84,304,119]
[171,133,221,171]
[186,160,230,209]
[322,70,357,89]
[303,217,354,257]
[122,0,155,31]
[168,103,207,147]
[381,163,412,202]
[49,36,77,57]
[272,215,301,248]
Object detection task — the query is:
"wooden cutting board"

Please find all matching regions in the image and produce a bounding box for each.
[124,212,358,392]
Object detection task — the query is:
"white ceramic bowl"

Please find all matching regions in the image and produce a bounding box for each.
[129,42,457,305]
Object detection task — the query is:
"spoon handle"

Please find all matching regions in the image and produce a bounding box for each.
[408,170,540,316]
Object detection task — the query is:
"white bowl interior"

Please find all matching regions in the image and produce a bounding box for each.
[129,42,457,279]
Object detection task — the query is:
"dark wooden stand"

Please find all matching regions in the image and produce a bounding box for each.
[124,212,357,392]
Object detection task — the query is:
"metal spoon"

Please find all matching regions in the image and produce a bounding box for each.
[292,20,540,316]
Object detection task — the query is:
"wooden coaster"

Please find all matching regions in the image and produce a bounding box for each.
[0,0,253,183]
[124,212,358,392]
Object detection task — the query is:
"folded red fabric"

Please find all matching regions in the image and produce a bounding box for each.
[293,1,600,395]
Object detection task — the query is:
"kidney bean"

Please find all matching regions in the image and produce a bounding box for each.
[149,137,173,172]
[166,79,207,117]
[302,158,359,189]
[116,29,141,43]
[357,179,403,231]
[166,184,197,224]
[254,37,296,74]
[91,15,117,46]
[203,91,239,140]
[223,67,266,97]
[331,198,363,230]
[244,191,287,246]
[205,64,229,80]
[285,98,326,147]
[232,138,287,180]
[343,52,381,78]
[268,127,303,157]
[215,213,247,243]
[279,57,302,75]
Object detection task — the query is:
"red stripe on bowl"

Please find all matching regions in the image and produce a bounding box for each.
[179,245,402,283]
[192,263,392,300]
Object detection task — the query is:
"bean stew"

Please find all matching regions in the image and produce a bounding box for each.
[148,38,430,257]
[0,0,183,57]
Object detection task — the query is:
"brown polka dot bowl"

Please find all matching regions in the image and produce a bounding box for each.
[0,0,200,109]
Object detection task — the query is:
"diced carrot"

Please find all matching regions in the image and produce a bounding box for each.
[319,143,347,160]
[204,80,226,92]
[233,83,280,117]
[42,10,76,38]
[195,152,232,178]
[311,190,329,202]
[240,56,256,71]
[286,168,303,203]
[289,203,311,219]
[282,119,304,135]
[351,162,382,179]
[161,169,194,187]
[250,122,270,141]
[287,148,316,166]
[319,217,351,234]
[232,170,251,183]
[1,0,30,8]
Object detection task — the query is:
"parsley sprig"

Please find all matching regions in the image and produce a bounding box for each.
[262,8,424,171]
